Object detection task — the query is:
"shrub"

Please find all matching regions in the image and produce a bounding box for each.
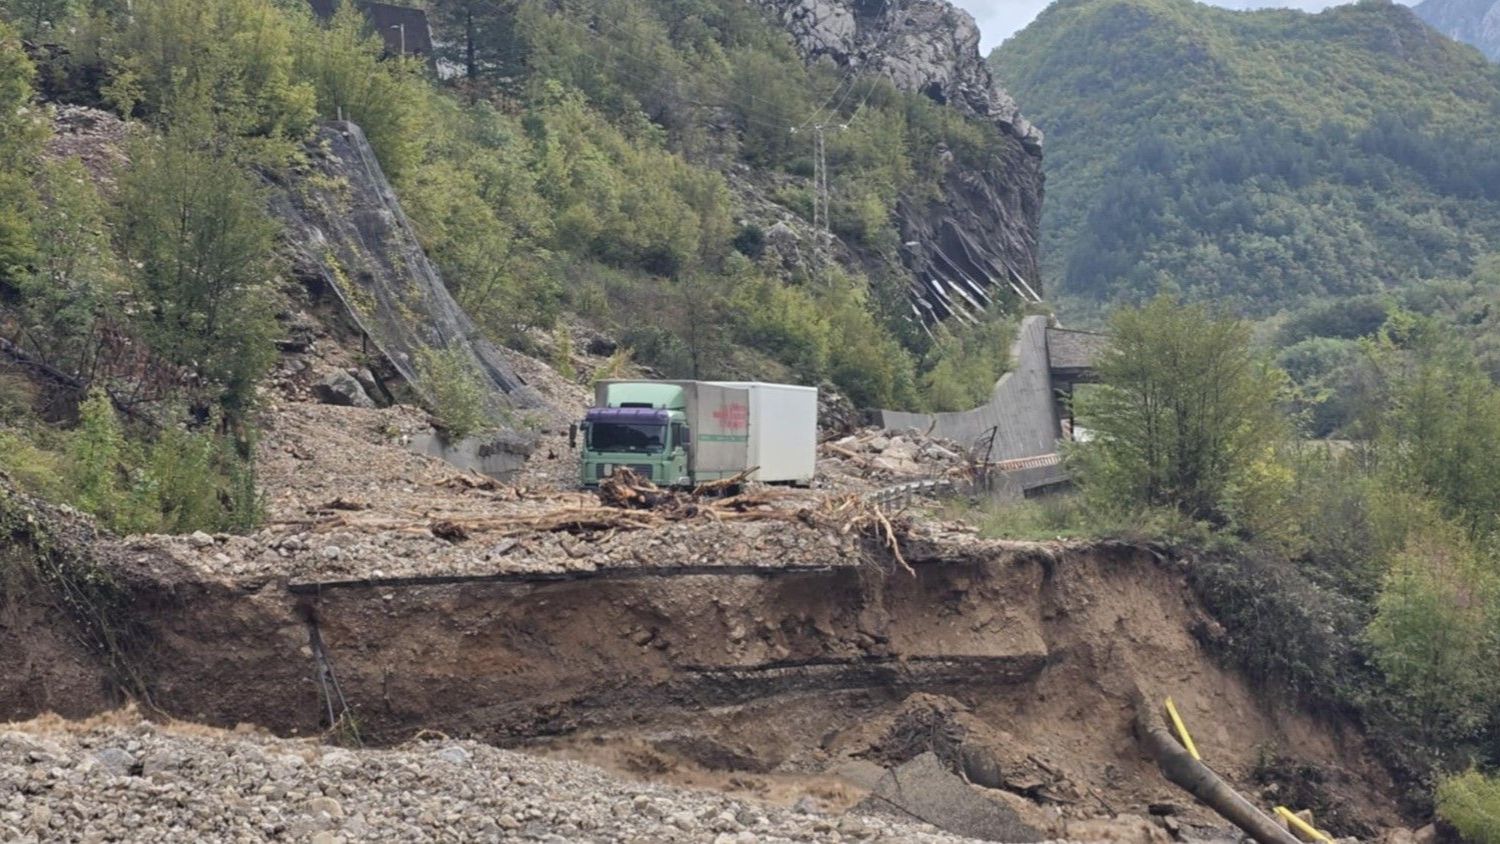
[416,345,490,440]
[918,315,1016,412]
[66,388,129,524]
[142,422,261,534]
[0,427,64,502]
[1436,770,1500,844]
[551,327,576,381]
[60,389,261,534]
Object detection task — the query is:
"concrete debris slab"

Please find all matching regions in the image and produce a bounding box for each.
[861,752,1043,842]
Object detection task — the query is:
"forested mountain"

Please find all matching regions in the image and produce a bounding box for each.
[1414,0,1500,59]
[989,0,1500,314]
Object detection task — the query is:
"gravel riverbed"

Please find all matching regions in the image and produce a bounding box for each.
[1,716,982,843]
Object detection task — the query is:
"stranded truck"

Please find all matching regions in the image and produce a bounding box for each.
[577,380,817,487]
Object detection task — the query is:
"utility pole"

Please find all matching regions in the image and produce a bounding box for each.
[792,120,837,282]
[391,23,406,57]
[811,124,830,281]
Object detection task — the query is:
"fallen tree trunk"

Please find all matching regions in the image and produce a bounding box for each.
[1131,693,1300,844]
[0,336,148,422]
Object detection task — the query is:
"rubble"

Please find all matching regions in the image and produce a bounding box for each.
[818,428,973,484]
[0,716,983,844]
[119,402,972,584]
[44,105,132,188]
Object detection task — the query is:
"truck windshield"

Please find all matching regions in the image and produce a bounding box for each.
[588,422,666,453]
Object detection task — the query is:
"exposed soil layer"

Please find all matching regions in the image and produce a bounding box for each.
[3,507,1400,837]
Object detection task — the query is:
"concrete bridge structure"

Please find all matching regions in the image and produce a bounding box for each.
[876,315,1106,495]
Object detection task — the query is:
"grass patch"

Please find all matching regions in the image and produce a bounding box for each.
[936,493,1213,545]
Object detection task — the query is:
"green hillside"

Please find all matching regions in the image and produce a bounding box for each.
[0,0,1026,430]
[0,0,1032,533]
[990,0,1500,313]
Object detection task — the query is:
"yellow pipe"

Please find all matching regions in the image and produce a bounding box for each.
[1274,806,1333,842]
[1163,697,1201,761]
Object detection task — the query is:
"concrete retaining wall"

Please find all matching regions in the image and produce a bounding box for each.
[877,315,1060,460]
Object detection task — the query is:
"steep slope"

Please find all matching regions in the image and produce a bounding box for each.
[1414,0,1500,59]
[990,0,1500,312]
[754,0,1046,317]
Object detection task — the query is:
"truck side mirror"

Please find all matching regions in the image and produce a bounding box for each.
[680,427,691,446]
[569,423,578,450]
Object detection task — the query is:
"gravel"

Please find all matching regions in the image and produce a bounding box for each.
[0,717,984,843]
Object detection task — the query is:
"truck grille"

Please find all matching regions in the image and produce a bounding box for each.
[594,464,654,480]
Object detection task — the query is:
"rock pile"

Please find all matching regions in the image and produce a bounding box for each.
[0,717,984,843]
[820,429,968,480]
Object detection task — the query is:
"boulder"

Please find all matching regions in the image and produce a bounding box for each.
[817,383,861,435]
[881,440,918,461]
[313,371,375,409]
[350,368,386,406]
[763,221,805,273]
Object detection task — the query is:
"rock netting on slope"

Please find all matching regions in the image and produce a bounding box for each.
[268,120,542,418]
[0,716,985,844]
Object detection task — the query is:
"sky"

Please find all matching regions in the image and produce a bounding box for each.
[959,0,1416,52]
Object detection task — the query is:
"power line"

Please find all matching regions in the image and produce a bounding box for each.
[454,0,903,272]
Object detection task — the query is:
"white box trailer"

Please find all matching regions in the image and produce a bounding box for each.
[704,381,817,484]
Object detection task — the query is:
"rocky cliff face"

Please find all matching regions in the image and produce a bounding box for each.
[1414,0,1500,60]
[755,0,1046,321]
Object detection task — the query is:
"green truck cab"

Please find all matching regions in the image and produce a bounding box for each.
[578,382,693,487]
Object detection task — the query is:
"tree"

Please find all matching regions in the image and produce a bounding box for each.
[427,0,525,81]
[0,19,41,288]
[1075,296,1289,524]
[14,158,123,385]
[105,0,316,145]
[1372,331,1500,537]
[115,124,279,416]
[1366,516,1500,744]
[2,0,74,39]
[1437,770,1500,843]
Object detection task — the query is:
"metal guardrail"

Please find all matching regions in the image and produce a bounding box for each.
[868,477,959,507]
[993,453,1062,472]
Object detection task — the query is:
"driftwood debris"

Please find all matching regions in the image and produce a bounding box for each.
[292,467,915,572]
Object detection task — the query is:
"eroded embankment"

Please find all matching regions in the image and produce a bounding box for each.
[2,514,1400,835]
